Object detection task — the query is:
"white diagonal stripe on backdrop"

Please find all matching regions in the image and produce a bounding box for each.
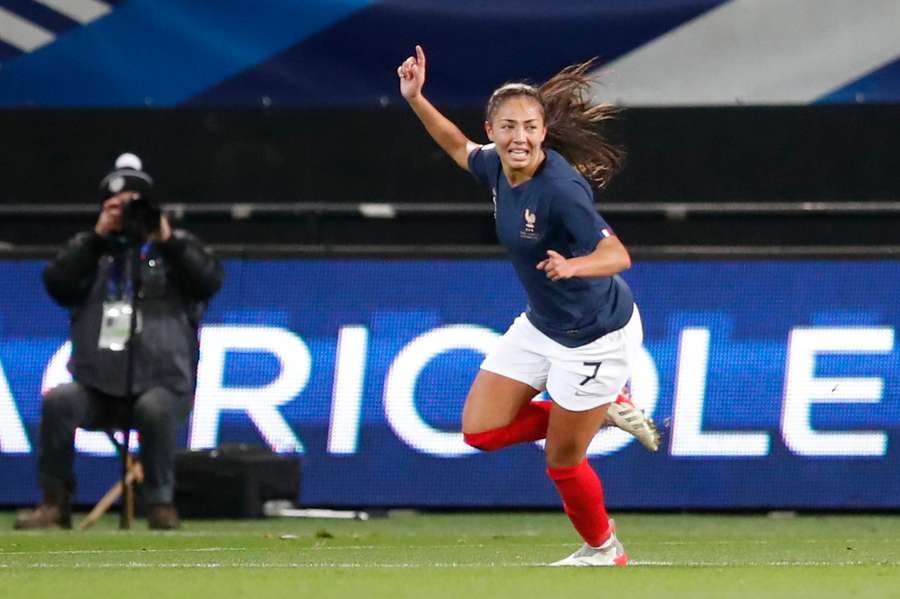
[32,0,111,25]
[592,0,900,106]
[0,7,54,52]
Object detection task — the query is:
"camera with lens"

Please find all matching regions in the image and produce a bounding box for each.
[121,193,161,242]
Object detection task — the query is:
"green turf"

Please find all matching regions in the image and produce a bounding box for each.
[1,512,899,599]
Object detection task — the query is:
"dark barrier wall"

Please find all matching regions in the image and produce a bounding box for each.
[1,256,899,509]
[2,105,899,208]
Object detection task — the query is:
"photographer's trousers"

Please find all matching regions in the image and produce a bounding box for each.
[38,382,193,504]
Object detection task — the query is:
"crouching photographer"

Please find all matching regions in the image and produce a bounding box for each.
[15,154,224,530]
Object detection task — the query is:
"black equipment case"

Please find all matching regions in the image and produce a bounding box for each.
[174,444,301,518]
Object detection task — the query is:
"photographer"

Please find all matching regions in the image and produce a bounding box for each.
[15,154,224,530]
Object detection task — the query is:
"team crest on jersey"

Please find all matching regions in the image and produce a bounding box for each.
[520,208,539,240]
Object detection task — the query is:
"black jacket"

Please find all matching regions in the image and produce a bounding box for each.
[43,230,224,397]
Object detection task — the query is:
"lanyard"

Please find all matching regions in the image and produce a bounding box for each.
[107,242,153,300]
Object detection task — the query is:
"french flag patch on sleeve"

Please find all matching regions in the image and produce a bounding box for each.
[600,228,613,238]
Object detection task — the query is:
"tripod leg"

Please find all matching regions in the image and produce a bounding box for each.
[116,429,133,530]
[79,460,143,530]
[123,454,135,528]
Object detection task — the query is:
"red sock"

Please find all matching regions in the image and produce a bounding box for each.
[463,401,551,451]
[546,460,611,547]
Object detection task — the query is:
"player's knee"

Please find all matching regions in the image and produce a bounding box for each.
[544,443,584,470]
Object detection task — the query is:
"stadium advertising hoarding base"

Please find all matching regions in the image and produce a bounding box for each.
[0,258,898,509]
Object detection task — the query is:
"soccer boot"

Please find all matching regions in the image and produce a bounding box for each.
[550,520,628,567]
[605,391,660,452]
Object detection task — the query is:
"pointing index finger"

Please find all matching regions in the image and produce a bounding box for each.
[416,44,425,67]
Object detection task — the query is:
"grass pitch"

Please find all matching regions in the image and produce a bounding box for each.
[1,512,899,599]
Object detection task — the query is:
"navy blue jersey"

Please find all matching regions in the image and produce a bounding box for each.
[468,145,634,347]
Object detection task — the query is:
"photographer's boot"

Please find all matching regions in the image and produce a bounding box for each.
[147,503,180,530]
[14,488,71,530]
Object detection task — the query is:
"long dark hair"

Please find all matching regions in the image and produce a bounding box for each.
[485,59,624,189]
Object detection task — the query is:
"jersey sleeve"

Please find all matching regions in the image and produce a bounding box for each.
[467,143,499,186]
[551,180,613,254]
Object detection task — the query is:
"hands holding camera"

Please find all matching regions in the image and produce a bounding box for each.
[95,192,170,242]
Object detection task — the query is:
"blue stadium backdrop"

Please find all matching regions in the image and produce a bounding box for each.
[1,257,899,509]
[1,1,900,107]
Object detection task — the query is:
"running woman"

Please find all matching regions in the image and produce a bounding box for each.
[398,46,654,566]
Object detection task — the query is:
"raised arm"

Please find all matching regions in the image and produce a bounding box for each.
[157,228,224,302]
[43,232,106,307]
[398,45,480,170]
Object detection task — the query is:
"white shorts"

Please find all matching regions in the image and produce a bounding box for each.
[480,306,643,411]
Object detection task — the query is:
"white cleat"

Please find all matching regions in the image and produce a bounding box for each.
[605,391,660,452]
[550,520,628,567]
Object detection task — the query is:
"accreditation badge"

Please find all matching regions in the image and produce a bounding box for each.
[98,301,141,351]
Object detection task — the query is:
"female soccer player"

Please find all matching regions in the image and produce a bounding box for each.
[398,45,651,566]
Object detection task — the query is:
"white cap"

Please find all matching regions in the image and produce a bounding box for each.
[114,152,143,171]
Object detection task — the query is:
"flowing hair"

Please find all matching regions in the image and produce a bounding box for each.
[485,59,624,189]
